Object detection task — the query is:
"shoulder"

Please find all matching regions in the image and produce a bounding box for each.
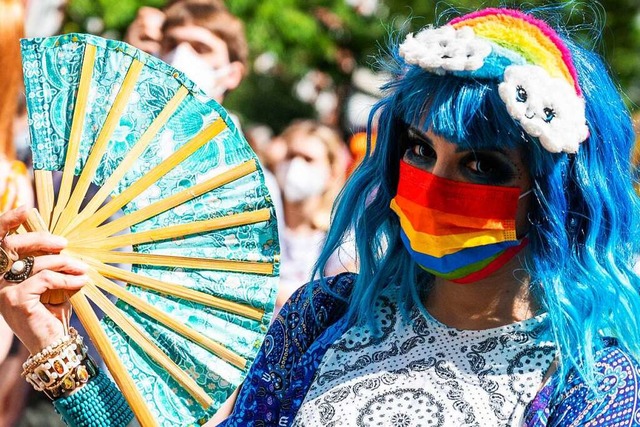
[221,273,357,426]
[274,272,355,337]
[545,341,640,426]
[279,272,356,315]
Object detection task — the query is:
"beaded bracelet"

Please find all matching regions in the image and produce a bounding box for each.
[22,328,89,397]
[54,369,135,427]
[22,327,80,370]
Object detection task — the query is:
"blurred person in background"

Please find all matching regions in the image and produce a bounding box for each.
[0,0,36,425]
[126,0,244,105]
[144,0,288,241]
[274,120,355,312]
[159,0,247,105]
[125,0,226,56]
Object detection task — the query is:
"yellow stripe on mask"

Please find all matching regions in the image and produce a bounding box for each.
[392,201,518,258]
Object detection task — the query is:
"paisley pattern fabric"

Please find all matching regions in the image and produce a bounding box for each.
[22,34,279,426]
[293,289,555,426]
[524,342,640,426]
[221,273,640,426]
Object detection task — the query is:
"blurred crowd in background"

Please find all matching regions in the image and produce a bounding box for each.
[0,0,639,425]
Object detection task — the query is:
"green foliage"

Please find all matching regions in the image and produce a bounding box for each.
[66,0,164,32]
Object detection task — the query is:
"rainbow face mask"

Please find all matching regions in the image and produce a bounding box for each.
[390,160,528,284]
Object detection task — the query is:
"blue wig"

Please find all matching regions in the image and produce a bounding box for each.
[312,10,640,393]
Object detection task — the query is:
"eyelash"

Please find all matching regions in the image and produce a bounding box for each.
[403,129,517,185]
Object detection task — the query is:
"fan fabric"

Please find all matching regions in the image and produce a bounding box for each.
[22,34,279,426]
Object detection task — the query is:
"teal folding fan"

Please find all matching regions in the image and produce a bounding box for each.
[20,33,279,426]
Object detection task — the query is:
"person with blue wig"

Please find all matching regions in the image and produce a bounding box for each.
[1,5,640,427]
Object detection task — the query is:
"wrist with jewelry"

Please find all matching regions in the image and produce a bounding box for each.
[21,327,98,399]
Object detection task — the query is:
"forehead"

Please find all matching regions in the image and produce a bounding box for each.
[395,69,531,154]
[285,133,328,159]
[163,24,229,53]
[420,127,527,162]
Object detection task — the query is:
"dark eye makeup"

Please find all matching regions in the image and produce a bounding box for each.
[401,125,519,185]
[404,127,436,166]
[461,152,518,185]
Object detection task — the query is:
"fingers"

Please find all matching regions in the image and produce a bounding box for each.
[31,254,88,277]
[3,232,67,259]
[0,206,28,237]
[21,270,89,298]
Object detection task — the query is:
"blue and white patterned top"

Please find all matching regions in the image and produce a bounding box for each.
[293,287,555,426]
[221,273,640,426]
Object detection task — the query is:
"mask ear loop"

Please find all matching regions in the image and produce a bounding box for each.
[519,188,534,200]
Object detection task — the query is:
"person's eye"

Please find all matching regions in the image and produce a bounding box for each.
[403,128,436,165]
[411,142,436,160]
[464,154,516,185]
[163,38,177,51]
[193,43,213,55]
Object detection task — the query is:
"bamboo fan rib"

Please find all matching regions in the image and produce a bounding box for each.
[72,290,159,426]
[59,86,190,236]
[49,44,97,231]
[70,159,258,242]
[66,249,274,275]
[22,33,280,426]
[78,256,264,321]
[53,59,144,235]
[70,208,270,250]
[64,117,227,239]
[34,170,54,229]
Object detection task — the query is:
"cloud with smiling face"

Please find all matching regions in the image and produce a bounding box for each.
[498,65,589,154]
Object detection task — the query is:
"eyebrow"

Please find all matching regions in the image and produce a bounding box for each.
[408,126,510,156]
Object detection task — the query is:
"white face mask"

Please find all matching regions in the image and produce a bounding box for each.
[163,44,231,99]
[277,157,330,203]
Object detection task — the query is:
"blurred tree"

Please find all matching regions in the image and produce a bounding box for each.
[64,0,640,131]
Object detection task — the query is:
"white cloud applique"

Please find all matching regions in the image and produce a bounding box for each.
[399,25,491,74]
[498,65,588,153]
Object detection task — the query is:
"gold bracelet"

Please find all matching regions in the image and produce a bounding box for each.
[22,327,80,371]
[22,328,89,396]
[46,356,98,399]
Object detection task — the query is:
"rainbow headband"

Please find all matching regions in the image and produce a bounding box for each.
[399,8,589,154]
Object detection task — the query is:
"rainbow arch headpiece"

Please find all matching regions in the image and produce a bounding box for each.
[399,8,589,154]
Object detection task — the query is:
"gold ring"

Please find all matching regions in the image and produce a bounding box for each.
[0,246,11,274]
[4,256,35,283]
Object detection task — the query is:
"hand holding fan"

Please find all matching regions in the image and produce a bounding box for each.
[20,33,279,426]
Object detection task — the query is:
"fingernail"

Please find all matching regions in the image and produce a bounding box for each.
[72,275,89,285]
[75,261,89,273]
[51,236,68,247]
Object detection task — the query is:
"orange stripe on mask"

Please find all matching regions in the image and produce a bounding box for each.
[392,201,518,258]
[391,195,516,236]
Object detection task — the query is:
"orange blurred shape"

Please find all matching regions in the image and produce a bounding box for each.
[347,131,376,177]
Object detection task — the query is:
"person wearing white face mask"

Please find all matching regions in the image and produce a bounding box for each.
[156,0,247,104]
[273,121,357,313]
